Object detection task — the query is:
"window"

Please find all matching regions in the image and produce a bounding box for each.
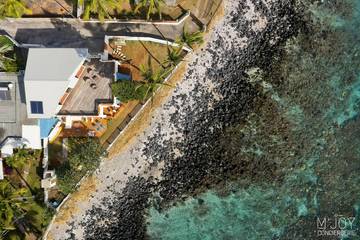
[30,101,43,114]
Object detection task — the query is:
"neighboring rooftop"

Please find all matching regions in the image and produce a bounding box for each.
[59,59,113,115]
[24,48,88,118]
[0,74,17,123]
[0,72,36,144]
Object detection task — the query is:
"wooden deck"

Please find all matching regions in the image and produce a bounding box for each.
[59,60,114,115]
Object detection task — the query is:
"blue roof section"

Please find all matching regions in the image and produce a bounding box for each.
[39,118,58,138]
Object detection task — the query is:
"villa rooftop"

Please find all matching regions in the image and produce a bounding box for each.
[24,48,89,118]
[58,59,114,115]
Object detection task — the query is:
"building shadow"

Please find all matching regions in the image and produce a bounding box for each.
[13,18,84,48]
[17,73,26,104]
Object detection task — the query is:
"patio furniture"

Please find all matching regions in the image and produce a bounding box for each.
[88,131,95,137]
[99,123,106,130]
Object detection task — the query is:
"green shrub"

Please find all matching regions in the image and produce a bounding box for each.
[0,36,23,72]
[56,138,107,194]
[0,0,32,18]
[2,58,18,72]
[111,81,147,102]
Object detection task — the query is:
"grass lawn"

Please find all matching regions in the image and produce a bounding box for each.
[120,40,171,81]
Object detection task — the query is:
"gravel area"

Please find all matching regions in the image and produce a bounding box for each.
[46,0,305,239]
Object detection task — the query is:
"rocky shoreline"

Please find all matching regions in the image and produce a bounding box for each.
[47,0,308,239]
[79,0,307,239]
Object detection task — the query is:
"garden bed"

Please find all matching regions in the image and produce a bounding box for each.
[79,0,185,21]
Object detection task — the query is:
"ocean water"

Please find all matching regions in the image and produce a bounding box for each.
[146,0,360,239]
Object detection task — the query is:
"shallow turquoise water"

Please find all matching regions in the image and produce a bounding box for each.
[147,1,360,239]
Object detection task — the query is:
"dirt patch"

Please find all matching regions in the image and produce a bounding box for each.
[178,0,222,25]
[119,41,170,81]
[24,0,74,17]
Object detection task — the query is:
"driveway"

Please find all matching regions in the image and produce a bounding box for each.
[0,18,199,54]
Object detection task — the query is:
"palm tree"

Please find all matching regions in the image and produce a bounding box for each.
[0,181,29,239]
[4,148,35,194]
[177,26,204,49]
[0,0,31,18]
[134,0,165,21]
[136,60,173,100]
[0,38,15,71]
[80,0,123,22]
[163,44,183,68]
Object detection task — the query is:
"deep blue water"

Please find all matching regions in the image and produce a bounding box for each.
[146,1,360,239]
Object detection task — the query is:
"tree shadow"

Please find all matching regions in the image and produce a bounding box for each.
[13,18,84,48]
[0,128,4,140]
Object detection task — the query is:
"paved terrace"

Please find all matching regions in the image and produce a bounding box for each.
[0,18,199,55]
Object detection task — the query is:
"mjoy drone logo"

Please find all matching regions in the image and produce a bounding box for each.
[316,215,356,237]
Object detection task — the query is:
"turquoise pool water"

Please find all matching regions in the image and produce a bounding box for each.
[146,1,360,239]
[39,118,58,138]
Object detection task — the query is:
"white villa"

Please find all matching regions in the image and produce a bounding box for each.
[24,48,89,119]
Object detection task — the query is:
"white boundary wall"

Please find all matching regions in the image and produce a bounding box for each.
[4,11,189,26]
[104,35,192,53]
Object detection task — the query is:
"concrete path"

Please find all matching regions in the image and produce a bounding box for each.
[0,18,198,54]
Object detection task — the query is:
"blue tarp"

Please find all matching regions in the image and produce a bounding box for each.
[116,72,131,81]
[39,118,58,139]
